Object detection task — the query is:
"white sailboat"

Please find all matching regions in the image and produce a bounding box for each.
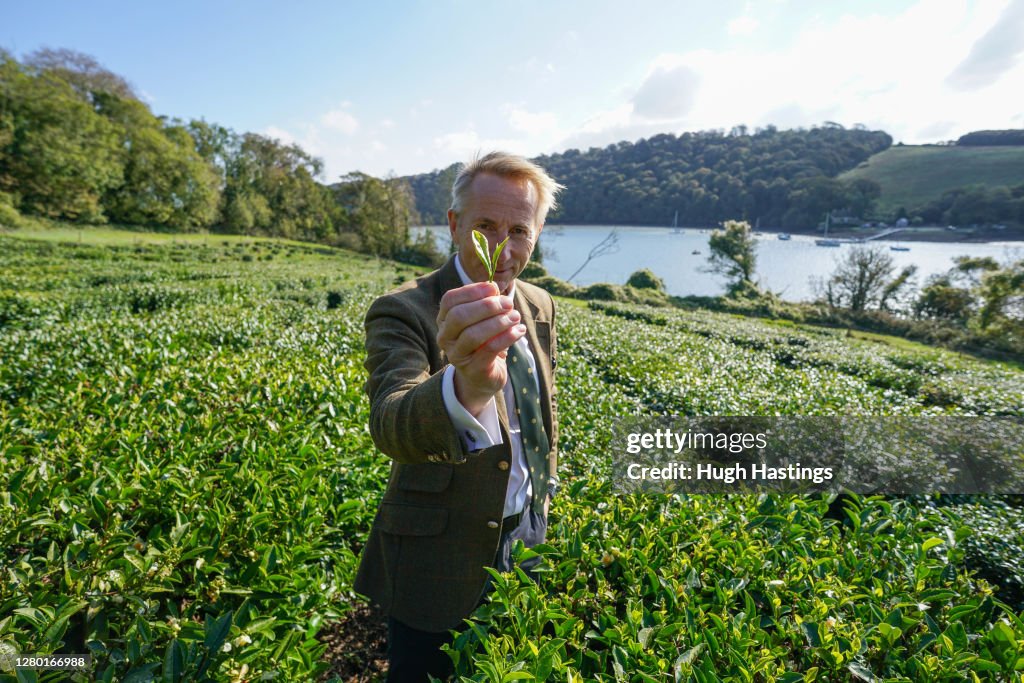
[671,210,682,234]
[816,211,841,247]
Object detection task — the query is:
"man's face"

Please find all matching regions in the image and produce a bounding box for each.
[447,172,542,295]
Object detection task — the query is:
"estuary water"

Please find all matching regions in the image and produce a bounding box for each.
[414,225,1023,302]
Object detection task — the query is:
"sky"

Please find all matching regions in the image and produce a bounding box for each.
[5,0,1024,181]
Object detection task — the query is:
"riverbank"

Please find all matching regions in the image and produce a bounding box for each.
[766,224,1024,244]
[545,223,1024,244]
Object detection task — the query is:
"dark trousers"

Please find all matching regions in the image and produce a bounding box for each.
[385,504,547,683]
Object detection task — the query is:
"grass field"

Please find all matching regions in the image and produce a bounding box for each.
[840,145,1024,215]
[3,226,1024,681]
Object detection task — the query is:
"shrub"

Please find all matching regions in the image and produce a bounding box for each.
[526,275,577,297]
[0,193,24,228]
[395,231,445,268]
[625,268,665,291]
[580,282,621,301]
[520,261,548,279]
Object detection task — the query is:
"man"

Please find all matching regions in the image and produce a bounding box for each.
[354,151,564,682]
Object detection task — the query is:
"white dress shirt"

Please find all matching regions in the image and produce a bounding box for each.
[441,254,537,517]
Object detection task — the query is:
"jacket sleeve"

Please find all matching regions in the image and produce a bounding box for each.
[363,292,472,465]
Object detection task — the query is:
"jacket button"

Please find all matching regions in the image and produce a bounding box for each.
[497,461,510,471]
[487,520,499,529]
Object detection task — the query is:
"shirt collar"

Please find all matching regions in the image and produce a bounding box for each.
[454,251,517,299]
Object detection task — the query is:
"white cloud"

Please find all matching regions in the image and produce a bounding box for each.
[262,125,298,146]
[321,103,359,134]
[557,0,1019,149]
[630,59,701,120]
[410,98,434,119]
[508,108,559,135]
[727,4,759,36]
[507,57,557,76]
[946,0,1024,89]
[258,0,1021,177]
[433,129,524,160]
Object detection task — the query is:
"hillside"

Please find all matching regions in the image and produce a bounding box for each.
[840,144,1024,216]
[405,126,892,228]
[2,227,1024,680]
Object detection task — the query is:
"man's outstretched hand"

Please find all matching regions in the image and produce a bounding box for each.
[436,281,526,416]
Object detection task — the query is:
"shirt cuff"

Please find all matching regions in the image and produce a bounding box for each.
[441,365,502,450]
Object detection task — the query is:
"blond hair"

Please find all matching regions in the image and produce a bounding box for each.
[450,151,564,226]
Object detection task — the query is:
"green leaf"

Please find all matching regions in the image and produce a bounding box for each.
[801,622,822,648]
[491,236,510,277]
[921,537,944,552]
[204,610,234,654]
[674,642,705,682]
[162,639,184,683]
[15,667,39,683]
[122,663,159,683]
[13,608,47,629]
[847,661,880,682]
[472,230,492,278]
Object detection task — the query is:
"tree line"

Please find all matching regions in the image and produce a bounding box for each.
[914,183,1024,227]
[956,130,1024,147]
[405,125,893,228]
[0,48,433,263]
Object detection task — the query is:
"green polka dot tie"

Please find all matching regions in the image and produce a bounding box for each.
[506,340,550,503]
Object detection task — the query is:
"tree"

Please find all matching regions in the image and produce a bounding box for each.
[96,93,219,229]
[821,245,914,312]
[222,132,335,239]
[914,277,975,321]
[878,264,918,312]
[25,47,138,102]
[332,172,414,257]
[0,53,121,221]
[705,219,757,295]
[401,126,892,226]
[976,259,1024,329]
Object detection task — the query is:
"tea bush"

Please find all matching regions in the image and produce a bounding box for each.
[1,236,398,681]
[2,233,1023,682]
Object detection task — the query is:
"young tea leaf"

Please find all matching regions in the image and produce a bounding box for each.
[490,236,510,279]
[472,230,492,278]
[471,230,510,281]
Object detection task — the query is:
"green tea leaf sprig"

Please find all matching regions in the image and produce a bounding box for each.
[472,229,510,282]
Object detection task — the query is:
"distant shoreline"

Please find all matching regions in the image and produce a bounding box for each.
[534,224,1024,244]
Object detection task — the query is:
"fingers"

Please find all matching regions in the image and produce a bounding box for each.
[478,322,527,356]
[451,322,527,394]
[437,281,501,325]
[450,314,525,362]
[437,292,515,347]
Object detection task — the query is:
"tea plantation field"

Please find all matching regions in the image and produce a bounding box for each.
[2,231,1024,682]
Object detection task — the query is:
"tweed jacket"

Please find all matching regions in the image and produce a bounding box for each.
[353,254,558,632]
